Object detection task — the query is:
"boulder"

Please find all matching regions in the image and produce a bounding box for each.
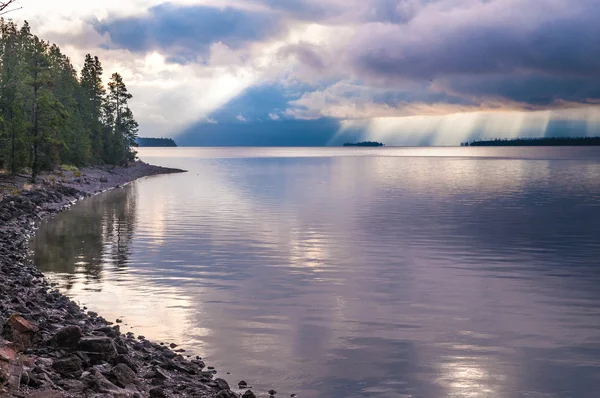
[50,325,82,350]
[52,356,83,378]
[3,314,38,350]
[215,378,230,390]
[242,391,257,398]
[78,336,118,363]
[149,387,167,398]
[109,363,138,388]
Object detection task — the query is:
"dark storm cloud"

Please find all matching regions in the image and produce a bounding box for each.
[444,75,600,107]
[94,3,283,58]
[345,0,600,106]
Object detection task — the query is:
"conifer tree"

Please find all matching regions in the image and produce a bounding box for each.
[0,19,141,176]
[106,72,138,165]
[80,54,105,163]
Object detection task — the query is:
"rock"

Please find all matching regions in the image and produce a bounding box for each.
[52,356,83,378]
[23,390,69,398]
[82,368,123,394]
[77,336,118,362]
[217,390,240,398]
[112,354,138,373]
[0,344,16,362]
[50,325,82,350]
[169,343,177,348]
[4,314,39,350]
[238,381,248,388]
[242,390,257,398]
[109,363,138,388]
[149,387,168,398]
[215,378,230,390]
[269,390,277,395]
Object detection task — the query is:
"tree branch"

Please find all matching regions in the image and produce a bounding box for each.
[0,0,19,15]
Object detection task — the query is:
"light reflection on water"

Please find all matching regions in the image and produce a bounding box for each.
[32,147,600,397]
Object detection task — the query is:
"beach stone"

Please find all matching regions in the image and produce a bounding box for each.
[78,336,118,362]
[50,325,82,350]
[269,389,277,395]
[4,314,39,350]
[149,387,168,398]
[23,390,68,398]
[215,378,230,390]
[82,368,122,394]
[110,363,138,388]
[242,390,257,398]
[238,380,248,388]
[52,356,83,378]
[112,354,138,373]
[217,390,240,398]
[0,344,17,362]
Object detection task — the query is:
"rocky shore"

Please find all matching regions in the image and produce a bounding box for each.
[0,163,259,398]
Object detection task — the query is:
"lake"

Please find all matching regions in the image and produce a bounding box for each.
[32,147,600,397]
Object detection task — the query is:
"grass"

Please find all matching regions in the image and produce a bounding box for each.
[60,164,79,172]
[73,170,81,177]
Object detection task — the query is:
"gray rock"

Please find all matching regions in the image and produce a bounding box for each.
[112,354,138,373]
[215,378,230,390]
[242,390,257,398]
[217,390,240,398]
[52,356,83,378]
[77,336,118,362]
[109,363,137,388]
[149,387,168,398]
[50,325,82,350]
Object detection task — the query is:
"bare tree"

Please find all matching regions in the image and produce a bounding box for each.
[0,0,20,16]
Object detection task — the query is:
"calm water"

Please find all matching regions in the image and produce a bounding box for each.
[32,147,600,397]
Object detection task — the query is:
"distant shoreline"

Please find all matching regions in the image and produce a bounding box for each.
[343,141,385,147]
[465,137,600,147]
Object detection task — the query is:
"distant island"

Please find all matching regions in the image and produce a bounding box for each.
[464,137,600,147]
[343,141,385,147]
[136,137,178,147]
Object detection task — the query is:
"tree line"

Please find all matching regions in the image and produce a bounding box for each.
[465,137,600,146]
[0,19,139,181]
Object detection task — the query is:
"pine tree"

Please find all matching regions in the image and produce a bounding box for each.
[0,19,27,175]
[106,72,138,165]
[0,20,140,176]
[80,54,105,163]
[24,34,52,181]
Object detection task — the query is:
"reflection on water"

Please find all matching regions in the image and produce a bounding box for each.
[33,148,600,398]
[32,187,137,291]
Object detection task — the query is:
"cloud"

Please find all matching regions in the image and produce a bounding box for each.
[236,114,248,121]
[94,3,284,60]
[19,0,600,144]
[342,0,600,104]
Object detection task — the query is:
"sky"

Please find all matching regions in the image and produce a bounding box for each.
[15,0,600,146]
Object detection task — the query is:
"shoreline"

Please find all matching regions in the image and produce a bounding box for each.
[0,162,253,398]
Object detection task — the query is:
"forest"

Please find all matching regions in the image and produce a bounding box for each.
[136,137,177,147]
[0,18,139,181]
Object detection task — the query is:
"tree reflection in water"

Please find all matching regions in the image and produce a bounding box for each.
[31,184,137,291]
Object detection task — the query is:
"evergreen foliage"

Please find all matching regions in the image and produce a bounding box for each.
[0,19,139,179]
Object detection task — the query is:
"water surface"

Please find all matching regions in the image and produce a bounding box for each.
[33,147,600,397]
